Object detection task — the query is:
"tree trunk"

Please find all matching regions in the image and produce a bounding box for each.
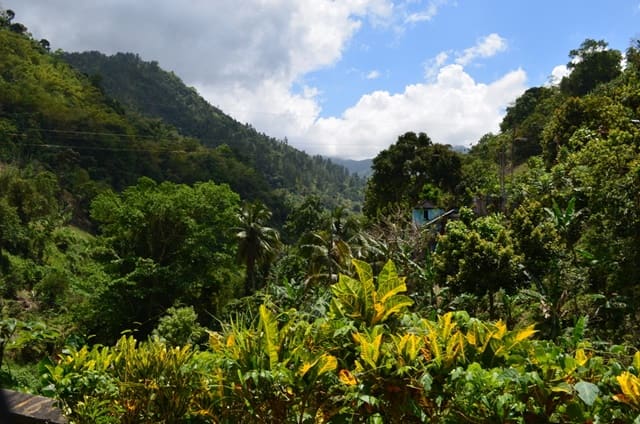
[488,290,495,320]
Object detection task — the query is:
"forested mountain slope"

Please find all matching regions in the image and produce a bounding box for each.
[62,51,365,210]
[7,8,640,421]
[327,156,373,177]
[0,25,287,219]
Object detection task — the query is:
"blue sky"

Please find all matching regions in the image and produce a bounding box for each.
[310,1,640,116]
[9,1,640,159]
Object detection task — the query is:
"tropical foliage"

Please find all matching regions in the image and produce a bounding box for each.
[43,261,640,423]
[3,8,640,423]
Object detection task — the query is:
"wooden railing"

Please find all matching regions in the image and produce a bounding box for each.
[1,389,67,424]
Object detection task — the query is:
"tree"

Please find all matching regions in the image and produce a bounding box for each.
[626,38,640,71]
[500,86,562,164]
[433,210,524,318]
[88,177,241,341]
[235,201,282,295]
[364,132,461,218]
[541,94,629,164]
[283,195,327,244]
[0,8,14,27]
[560,39,622,96]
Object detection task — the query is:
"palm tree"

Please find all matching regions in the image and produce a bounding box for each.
[299,207,359,286]
[235,201,282,295]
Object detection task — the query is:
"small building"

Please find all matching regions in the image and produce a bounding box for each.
[412,200,444,226]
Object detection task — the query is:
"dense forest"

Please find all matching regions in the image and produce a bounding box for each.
[2,7,640,423]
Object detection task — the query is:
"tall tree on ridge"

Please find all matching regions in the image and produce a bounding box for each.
[560,39,622,96]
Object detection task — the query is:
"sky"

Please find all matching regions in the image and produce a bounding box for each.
[6,1,640,159]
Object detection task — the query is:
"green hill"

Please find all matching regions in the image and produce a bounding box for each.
[0,24,279,216]
[62,51,365,211]
[0,19,365,229]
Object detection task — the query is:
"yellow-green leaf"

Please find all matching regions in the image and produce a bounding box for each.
[339,369,357,386]
[634,351,640,371]
[316,354,338,376]
[575,348,588,366]
[493,320,507,340]
[514,324,537,343]
[259,304,279,369]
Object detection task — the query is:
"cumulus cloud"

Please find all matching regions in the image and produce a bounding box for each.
[548,64,571,85]
[301,65,527,159]
[424,51,450,80]
[13,1,524,159]
[456,33,508,66]
[15,0,392,86]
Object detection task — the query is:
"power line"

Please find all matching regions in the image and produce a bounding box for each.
[3,126,368,148]
[0,112,370,147]
[5,138,198,154]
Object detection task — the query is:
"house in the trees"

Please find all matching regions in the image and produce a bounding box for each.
[412,200,445,226]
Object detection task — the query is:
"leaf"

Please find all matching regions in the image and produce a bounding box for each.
[316,354,338,376]
[617,372,640,408]
[298,358,319,377]
[514,324,537,343]
[575,348,588,366]
[634,351,640,372]
[493,320,507,340]
[572,315,588,344]
[338,369,357,386]
[420,373,433,391]
[424,321,442,361]
[372,302,385,324]
[438,312,457,342]
[355,328,384,369]
[380,295,413,323]
[299,353,337,378]
[377,260,401,302]
[551,382,573,393]
[466,331,476,346]
[259,305,279,369]
[352,259,373,287]
[574,380,599,406]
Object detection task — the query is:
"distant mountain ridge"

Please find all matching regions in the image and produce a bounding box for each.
[62,51,365,211]
[327,157,373,178]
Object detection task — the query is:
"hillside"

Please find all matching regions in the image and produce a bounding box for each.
[327,157,373,178]
[62,51,365,210]
[0,26,292,220]
[6,8,640,423]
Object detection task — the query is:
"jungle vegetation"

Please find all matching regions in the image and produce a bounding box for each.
[2,9,640,423]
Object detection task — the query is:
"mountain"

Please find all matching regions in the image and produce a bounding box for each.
[0,25,289,221]
[451,145,470,154]
[327,157,373,178]
[62,51,365,212]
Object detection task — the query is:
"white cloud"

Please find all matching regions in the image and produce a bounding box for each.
[196,78,321,139]
[299,65,527,159]
[456,33,508,66]
[548,64,570,85]
[424,51,450,80]
[366,70,382,79]
[404,0,453,24]
[14,0,393,151]
[14,2,524,160]
[15,0,393,89]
